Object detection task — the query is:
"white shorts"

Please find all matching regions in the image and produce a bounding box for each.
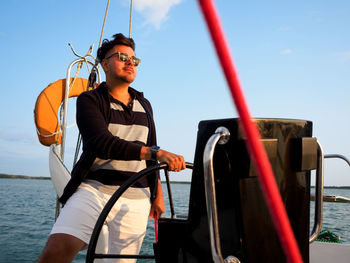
[51,180,151,262]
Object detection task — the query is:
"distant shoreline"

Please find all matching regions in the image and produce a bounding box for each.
[0,174,51,180]
[1,174,349,188]
[311,186,350,189]
[0,173,190,183]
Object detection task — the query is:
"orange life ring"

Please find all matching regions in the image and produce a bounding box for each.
[34,78,93,146]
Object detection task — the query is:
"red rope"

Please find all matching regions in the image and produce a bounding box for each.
[154,217,158,242]
[197,1,303,262]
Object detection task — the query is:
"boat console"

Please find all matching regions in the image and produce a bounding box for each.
[155,118,318,263]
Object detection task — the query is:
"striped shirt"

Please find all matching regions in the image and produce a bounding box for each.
[87,93,149,187]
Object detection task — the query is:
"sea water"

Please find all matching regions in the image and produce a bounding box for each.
[0,179,349,263]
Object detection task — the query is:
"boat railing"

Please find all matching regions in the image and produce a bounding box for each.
[324,154,350,166]
[310,151,350,243]
[310,154,350,204]
[203,126,240,263]
[310,141,325,243]
[324,155,350,198]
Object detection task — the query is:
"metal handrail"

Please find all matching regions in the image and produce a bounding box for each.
[203,127,240,263]
[86,162,193,263]
[309,151,350,241]
[310,153,350,203]
[60,58,101,161]
[324,154,350,167]
[309,140,324,243]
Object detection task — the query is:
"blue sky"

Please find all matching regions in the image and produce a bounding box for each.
[1,0,349,186]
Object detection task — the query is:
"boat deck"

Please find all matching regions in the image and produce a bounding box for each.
[310,242,350,263]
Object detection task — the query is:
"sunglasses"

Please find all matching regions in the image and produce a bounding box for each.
[105,52,141,67]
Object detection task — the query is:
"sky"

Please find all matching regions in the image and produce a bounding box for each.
[1,0,349,186]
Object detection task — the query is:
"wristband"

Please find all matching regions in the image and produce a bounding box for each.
[151,146,160,161]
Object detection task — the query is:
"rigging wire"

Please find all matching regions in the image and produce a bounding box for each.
[98,0,134,49]
[129,0,133,38]
[98,0,110,50]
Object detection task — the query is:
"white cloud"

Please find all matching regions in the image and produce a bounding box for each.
[132,0,182,29]
[280,49,292,55]
[333,51,350,61]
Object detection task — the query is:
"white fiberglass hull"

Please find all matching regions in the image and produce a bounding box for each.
[310,242,350,263]
[49,144,70,198]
